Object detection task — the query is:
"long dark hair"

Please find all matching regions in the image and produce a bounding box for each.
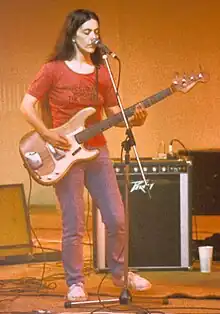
[48,9,103,66]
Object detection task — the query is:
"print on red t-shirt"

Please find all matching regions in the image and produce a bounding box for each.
[27,61,118,147]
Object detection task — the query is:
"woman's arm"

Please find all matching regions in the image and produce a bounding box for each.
[20,94,70,149]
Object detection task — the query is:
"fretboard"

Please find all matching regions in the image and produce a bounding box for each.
[75,87,173,144]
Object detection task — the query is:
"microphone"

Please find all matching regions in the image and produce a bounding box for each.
[91,38,118,59]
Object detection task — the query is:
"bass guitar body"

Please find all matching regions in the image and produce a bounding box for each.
[19,107,99,186]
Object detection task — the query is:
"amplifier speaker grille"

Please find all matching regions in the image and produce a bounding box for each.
[0,184,32,257]
[93,159,192,270]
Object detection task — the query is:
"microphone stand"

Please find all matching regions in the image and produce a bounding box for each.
[102,53,151,304]
[64,51,151,310]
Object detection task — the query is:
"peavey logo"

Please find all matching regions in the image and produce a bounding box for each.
[130,180,155,193]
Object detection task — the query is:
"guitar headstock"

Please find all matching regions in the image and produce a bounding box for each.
[171,71,210,93]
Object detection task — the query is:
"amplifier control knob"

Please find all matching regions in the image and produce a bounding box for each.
[161,166,167,172]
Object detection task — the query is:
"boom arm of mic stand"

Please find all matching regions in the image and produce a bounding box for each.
[102,54,151,198]
[102,54,130,129]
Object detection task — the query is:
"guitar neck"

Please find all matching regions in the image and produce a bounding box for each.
[76,87,173,144]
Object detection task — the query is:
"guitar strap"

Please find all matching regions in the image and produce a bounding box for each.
[39,95,53,129]
[95,65,99,103]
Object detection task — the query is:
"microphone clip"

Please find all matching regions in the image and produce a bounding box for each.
[92,39,118,59]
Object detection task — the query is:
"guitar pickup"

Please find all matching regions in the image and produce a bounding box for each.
[47,143,66,160]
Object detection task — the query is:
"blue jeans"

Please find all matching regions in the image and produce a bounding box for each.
[55,146,125,287]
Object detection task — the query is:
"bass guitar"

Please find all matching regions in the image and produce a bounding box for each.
[19,71,208,186]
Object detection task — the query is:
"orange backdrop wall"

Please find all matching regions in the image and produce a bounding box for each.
[0,0,219,204]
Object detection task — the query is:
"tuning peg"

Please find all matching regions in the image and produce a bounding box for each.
[174,72,180,78]
[172,72,180,85]
[181,73,187,86]
[198,65,206,78]
[199,64,204,72]
[189,71,196,81]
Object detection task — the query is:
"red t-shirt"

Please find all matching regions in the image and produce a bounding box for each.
[27,61,118,147]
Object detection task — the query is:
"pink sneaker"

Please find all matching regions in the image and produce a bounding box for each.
[67,282,88,301]
[112,271,152,291]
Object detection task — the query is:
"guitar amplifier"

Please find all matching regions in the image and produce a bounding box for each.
[0,184,32,258]
[93,158,192,271]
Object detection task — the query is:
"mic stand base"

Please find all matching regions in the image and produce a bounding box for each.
[64,298,120,308]
[64,289,132,308]
[119,288,132,305]
[64,293,168,310]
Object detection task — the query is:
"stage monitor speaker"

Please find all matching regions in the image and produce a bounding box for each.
[93,159,192,271]
[0,184,32,257]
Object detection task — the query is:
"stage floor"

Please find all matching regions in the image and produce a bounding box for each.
[0,207,220,314]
